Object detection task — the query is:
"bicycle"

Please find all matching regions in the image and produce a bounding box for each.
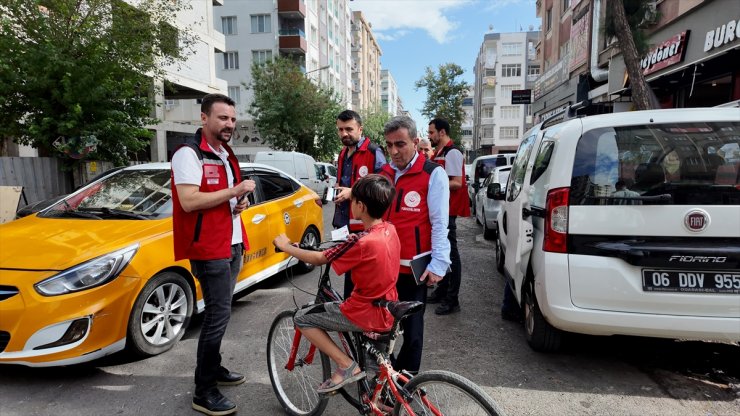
[266,241,505,416]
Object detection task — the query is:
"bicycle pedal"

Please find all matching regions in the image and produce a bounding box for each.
[319,389,340,397]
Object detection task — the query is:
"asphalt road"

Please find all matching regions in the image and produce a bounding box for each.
[1,203,738,415]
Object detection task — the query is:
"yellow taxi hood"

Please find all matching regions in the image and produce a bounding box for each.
[0,216,172,270]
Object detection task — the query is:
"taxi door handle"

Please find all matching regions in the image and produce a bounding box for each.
[251,214,266,224]
[294,199,304,208]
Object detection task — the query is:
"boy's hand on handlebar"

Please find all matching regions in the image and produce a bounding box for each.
[420,270,443,286]
[273,234,291,251]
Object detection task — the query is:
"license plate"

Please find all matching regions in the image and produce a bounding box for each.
[642,270,740,294]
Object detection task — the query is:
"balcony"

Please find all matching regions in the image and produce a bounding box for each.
[481,117,495,126]
[480,138,495,146]
[277,0,305,19]
[279,28,307,54]
[481,96,496,105]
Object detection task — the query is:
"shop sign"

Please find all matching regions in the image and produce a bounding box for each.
[511,89,532,104]
[533,52,570,100]
[569,8,591,71]
[704,18,739,52]
[640,31,690,76]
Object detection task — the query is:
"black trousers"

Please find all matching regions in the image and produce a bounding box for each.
[393,273,427,373]
[432,216,461,306]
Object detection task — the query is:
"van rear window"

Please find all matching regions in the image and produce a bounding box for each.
[570,122,740,206]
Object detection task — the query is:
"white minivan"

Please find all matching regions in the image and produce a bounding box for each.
[468,154,516,211]
[494,107,740,351]
[254,151,328,199]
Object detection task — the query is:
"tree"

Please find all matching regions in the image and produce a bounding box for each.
[605,0,659,110]
[359,106,390,148]
[248,57,342,161]
[415,63,470,143]
[0,0,193,165]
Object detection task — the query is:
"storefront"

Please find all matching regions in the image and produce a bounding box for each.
[608,0,740,109]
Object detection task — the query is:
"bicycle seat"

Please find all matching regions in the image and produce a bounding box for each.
[374,300,425,320]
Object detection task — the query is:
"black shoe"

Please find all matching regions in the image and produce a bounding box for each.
[434,303,461,315]
[192,389,237,416]
[217,367,246,386]
[501,309,523,323]
[427,292,444,304]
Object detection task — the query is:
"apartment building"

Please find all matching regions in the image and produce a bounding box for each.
[461,89,474,159]
[380,69,399,116]
[473,30,541,155]
[212,0,353,161]
[533,0,739,122]
[351,11,382,111]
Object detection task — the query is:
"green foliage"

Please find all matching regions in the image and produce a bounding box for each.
[414,63,470,145]
[358,106,390,148]
[604,0,656,56]
[248,57,342,161]
[0,0,193,165]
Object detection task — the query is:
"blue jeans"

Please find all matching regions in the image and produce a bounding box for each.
[190,244,242,396]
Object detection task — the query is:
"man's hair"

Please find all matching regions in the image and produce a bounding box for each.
[351,174,395,219]
[615,180,626,189]
[419,137,432,147]
[337,109,363,125]
[384,116,417,140]
[429,118,450,135]
[201,93,235,115]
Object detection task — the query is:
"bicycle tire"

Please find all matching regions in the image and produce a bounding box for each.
[267,310,332,416]
[393,370,506,416]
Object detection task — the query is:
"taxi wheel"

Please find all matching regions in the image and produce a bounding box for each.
[294,227,320,274]
[127,272,193,356]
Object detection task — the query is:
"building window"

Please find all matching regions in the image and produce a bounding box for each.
[252,49,272,65]
[483,126,494,138]
[527,65,541,76]
[483,106,494,118]
[251,14,271,33]
[501,42,522,56]
[228,86,241,105]
[500,127,520,140]
[223,51,239,70]
[485,68,496,77]
[501,106,520,119]
[562,0,570,13]
[501,64,521,77]
[546,8,553,31]
[222,16,237,35]
[311,25,318,45]
[500,84,522,102]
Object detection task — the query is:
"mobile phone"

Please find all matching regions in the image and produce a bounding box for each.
[325,187,336,202]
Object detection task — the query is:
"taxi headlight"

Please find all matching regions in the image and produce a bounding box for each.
[34,244,139,296]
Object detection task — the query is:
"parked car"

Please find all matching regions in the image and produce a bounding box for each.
[468,154,515,212]
[474,166,511,240]
[315,162,337,188]
[494,107,740,352]
[0,162,323,367]
[254,151,328,200]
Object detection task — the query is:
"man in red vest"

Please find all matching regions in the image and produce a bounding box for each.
[171,93,255,416]
[333,109,387,298]
[427,118,470,315]
[380,116,451,374]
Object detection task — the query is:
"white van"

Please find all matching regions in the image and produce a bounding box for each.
[254,151,328,199]
[494,107,740,352]
[468,154,516,211]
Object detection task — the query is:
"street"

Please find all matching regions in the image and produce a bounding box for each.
[0,203,738,416]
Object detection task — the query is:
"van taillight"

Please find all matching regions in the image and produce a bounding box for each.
[314,198,323,207]
[543,187,569,253]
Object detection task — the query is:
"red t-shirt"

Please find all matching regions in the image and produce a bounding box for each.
[324,222,400,332]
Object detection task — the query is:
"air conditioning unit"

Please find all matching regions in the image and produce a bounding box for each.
[164,99,176,111]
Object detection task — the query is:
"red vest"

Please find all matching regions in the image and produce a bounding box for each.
[433,141,471,217]
[380,156,438,274]
[336,138,379,232]
[172,130,249,261]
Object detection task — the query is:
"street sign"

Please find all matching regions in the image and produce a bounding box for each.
[511,89,532,104]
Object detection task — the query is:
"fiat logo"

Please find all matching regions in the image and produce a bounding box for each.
[683,209,709,232]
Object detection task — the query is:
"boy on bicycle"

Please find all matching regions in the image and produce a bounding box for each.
[273,174,400,393]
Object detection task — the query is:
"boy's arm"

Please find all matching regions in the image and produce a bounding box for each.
[273,234,329,265]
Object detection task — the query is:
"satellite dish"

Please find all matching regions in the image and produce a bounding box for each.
[488,24,494,32]
[529,25,534,31]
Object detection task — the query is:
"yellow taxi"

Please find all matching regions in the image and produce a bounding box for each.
[0,162,323,366]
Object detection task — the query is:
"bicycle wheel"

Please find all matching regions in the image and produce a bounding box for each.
[267,310,331,416]
[393,370,505,416]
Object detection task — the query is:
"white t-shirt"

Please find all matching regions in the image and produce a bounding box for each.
[172,144,242,245]
[444,147,464,178]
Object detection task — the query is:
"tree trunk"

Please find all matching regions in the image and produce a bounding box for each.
[608,0,655,110]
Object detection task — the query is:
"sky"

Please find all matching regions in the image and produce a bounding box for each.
[348,0,540,133]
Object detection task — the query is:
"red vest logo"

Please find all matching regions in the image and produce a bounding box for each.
[404,191,421,208]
